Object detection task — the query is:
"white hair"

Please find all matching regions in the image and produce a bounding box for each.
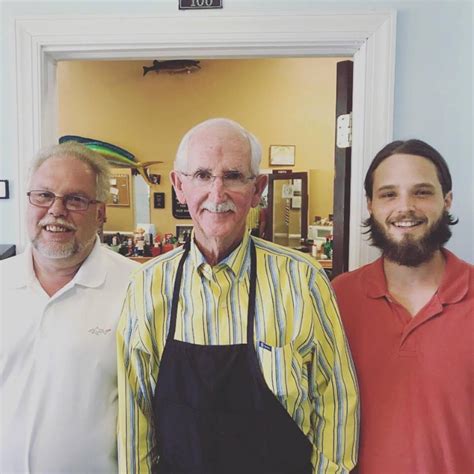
[174,118,262,175]
[27,142,111,202]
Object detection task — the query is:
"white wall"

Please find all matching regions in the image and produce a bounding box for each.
[391,2,473,262]
[1,0,472,263]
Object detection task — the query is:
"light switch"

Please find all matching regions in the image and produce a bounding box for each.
[0,180,9,199]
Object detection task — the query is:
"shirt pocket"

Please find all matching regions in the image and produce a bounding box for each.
[256,341,305,402]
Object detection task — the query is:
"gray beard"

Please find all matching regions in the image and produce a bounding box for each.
[32,233,96,260]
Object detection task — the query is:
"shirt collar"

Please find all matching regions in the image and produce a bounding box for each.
[363,248,470,304]
[72,237,107,288]
[190,231,251,280]
[8,244,36,288]
[363,257,389,299]
[436,248,470,304]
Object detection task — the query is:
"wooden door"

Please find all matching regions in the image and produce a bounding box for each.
[332,60,353,278]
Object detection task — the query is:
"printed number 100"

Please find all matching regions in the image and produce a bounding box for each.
[190,0,213,6]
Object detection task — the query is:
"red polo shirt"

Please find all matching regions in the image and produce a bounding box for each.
[333,249,473,474]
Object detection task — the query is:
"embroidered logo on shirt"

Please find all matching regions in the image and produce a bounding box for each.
[258,341,272,351]
[88,326,112,336]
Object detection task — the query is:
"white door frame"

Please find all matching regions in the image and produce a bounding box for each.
[11,8,396,268]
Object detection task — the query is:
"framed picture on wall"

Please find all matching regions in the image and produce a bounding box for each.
[0,180,9,199]
[172,187,191,219]
[176,225,193,243]
[269,145,295,166]
[153,192,165,209]
[149,174,161,185]
[108,174,130,207]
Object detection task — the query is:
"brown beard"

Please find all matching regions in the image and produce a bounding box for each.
[365,210,453,267]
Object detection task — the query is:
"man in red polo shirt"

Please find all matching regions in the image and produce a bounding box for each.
[332,139,473,474]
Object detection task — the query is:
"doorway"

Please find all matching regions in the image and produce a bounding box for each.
[11,9,396,268]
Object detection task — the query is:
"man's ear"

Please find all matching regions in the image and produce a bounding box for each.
[444,191,453,211]
[366,197,373,215]
[96,203,106,225]
[170,170,187,204]
[251,174,268,208]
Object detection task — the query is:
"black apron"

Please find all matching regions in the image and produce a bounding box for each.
[152,239,312,474]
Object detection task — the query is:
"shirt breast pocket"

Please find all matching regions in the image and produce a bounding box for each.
[256,341,305,402]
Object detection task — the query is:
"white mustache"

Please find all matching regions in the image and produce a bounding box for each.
[38,217,77,231]
[202,200,236,213]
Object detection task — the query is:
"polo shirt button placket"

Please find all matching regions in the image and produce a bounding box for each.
[399,327,418,357]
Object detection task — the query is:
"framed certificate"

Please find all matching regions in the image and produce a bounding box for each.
[269,145,295,166]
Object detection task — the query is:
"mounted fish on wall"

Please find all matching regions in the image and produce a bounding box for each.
[142,59,201,75]
[59,135,163,186]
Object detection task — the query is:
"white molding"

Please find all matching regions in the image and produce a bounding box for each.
[14,19,43,247]
[350,11,397,269]
[11,9,396,267]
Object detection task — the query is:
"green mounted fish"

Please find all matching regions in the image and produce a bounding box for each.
[59,135,163,186]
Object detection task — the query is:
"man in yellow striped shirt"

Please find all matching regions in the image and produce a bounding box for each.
[117,118,359,474]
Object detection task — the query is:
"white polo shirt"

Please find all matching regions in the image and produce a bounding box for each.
[0,239,139,473]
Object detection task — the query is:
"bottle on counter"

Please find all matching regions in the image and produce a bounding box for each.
[323,236,333,259]
[311,241,319,258]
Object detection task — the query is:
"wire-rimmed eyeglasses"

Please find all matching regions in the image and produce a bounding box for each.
[179,170,256,189]
[27,190,101,211]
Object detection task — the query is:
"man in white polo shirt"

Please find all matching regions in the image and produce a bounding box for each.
[0,142,138,473]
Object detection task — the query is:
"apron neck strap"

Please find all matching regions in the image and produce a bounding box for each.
[168,239,191,341]
[246,239,257,345]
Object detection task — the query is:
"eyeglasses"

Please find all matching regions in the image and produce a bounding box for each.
[27,190,101,211]
[179,170,256,189]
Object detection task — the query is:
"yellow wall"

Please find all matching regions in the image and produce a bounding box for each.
[57,58,341,236]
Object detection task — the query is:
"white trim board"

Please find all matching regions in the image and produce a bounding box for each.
[11,8,396,268]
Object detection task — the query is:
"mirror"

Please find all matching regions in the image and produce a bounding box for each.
[266,172,308,248]
[133,174,151,225]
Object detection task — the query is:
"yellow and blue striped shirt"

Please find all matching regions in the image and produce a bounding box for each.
[117,232,359,473]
